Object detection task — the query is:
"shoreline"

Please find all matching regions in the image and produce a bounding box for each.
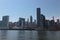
[0,29,60,31]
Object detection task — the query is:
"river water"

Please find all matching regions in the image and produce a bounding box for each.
[0,30,60,40]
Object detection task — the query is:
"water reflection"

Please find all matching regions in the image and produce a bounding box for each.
[17,30,25,40]
[0,30,7,40]
[47,31,57,40]
[38,31,47,40]
[0,30,60,40]
[7,30,18,40]
[17,30,38,40]
[24,30,32,40]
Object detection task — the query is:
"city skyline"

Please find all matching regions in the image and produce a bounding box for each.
[0,0,60,22]
[0,8,60,30]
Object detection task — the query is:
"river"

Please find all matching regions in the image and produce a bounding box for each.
[0,30,60,40]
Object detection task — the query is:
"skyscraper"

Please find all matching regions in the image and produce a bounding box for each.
[57,19,60,24]
[34,19,36,24]
[0,21,2,27]
[19,18,25,27]
[30,16,33,24]
[50,16,55,26]
[36,8,41,27]
[40,14,45,28]
[2,16,9,28]
[26,18,29,27]
[36,8,46,30]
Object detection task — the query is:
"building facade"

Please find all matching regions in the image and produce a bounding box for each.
[30,16,33,24]
[0,21,2,27]
[36,8,41,27]
[36,8,45,30]
[40,14,45,29]
[19,18,25,27]
[2,16,9,28]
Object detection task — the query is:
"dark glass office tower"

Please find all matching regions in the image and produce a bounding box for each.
[30,16,33,24]
[36,8,41,27]
[19,18,25,27]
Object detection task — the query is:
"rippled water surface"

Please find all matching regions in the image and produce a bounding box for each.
[0,30,60,40]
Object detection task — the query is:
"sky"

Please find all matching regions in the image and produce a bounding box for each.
[0,0,60,22]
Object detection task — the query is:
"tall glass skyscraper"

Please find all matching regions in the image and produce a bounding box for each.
[30,16,33,24]
[36,8,41,27]
[36,8,45,30]
[2,16,9,28]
